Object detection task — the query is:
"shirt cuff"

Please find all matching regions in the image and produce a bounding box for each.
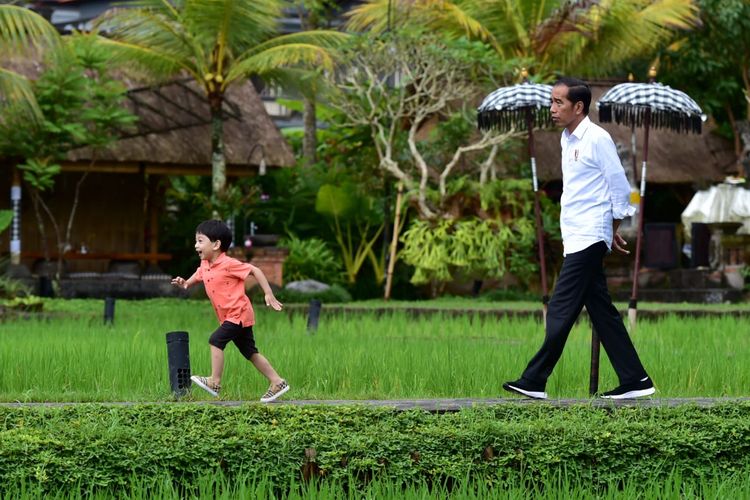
[612,203,636,220]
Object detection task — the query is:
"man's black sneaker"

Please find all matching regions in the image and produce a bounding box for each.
[503,379,548,400]
[600,377,655,399]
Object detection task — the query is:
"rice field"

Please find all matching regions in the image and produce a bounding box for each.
[3,469,750,500]
[1,298,749,402]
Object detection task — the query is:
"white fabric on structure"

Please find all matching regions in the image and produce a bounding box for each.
[681,184,750,238]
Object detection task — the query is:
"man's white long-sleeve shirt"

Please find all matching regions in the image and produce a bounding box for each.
[560,116,636,256]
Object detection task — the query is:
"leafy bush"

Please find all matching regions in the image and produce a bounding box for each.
[280,235,342,285]
[1,404,749,495]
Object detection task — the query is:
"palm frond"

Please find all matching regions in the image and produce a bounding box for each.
[566,0,699,76]
[184,0,280,52]
[236,30,349,60]
[347,0,493,43]
[0,5,60,50]
[95,8,199,62]
[224,44,335,86]
[95,37,197,81]
[0,67,41,121]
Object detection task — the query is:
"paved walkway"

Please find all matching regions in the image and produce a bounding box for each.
[3,397,749,411]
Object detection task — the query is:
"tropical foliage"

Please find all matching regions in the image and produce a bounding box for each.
[94,0,348,203]
[348,0,698,79]
[0,35,136,279]
[659,0,750,169]
[0,4,60,119]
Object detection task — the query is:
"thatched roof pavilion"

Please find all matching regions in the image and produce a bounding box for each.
[65,77,295,174]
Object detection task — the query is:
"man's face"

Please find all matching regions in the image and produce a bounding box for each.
[550,84,581,129]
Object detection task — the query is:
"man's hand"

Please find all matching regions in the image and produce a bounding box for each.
[612,232,630,255]
[171,276,187,289]
[265,294,283,311]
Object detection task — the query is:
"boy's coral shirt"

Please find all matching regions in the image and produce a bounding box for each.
[189,253,255,326]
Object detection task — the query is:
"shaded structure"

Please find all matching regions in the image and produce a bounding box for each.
[0,71,294,294]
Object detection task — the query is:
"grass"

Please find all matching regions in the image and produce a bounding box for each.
[3,468,750,499]
[0,298,748,402]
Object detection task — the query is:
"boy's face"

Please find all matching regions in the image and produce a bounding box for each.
[195,232,221,261]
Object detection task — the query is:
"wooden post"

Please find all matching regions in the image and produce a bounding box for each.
[589,325,600,396]
[384,183,404,300]
[147,175,160,267]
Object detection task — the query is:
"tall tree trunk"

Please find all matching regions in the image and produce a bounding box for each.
[210,96,226,210]
[65,170,90,254]
[303,94,317,166]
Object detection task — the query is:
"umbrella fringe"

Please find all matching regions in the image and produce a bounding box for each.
[598,104,702,134]
[477,108,553,132]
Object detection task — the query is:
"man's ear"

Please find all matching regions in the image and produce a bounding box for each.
[574,101,584,115]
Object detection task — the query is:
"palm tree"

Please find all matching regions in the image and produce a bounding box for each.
[0,5,60,119]
[95,0,347,199]
[347,0,698,78]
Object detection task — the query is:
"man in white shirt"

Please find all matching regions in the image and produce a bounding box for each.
[503,77,655,400]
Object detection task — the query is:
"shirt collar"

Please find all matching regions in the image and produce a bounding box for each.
[207,252,227,268]
[563,115,592,141]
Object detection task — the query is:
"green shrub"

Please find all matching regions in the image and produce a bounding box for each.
[280,235,343,285]
[1,403,749,495]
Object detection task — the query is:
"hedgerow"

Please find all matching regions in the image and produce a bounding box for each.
[1,403,749,494]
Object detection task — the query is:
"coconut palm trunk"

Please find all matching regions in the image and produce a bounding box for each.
[303,94,317,165]
[209,98,226,200]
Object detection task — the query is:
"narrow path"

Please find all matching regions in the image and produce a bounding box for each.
[3,397,748,411]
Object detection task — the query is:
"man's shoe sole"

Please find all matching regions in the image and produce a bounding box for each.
[260,384,290,403]
[190,376,219,397]
[503,383,548,400]
[600,387,655,400]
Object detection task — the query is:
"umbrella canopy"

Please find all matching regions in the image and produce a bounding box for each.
[597,82,703,134]
[595,75,703,331]
[476,78,555,322]
[477,82,553,131]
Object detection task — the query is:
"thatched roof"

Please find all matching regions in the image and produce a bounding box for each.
[532,83,736,184]
[67,78,295,172]
[1,54,295,173]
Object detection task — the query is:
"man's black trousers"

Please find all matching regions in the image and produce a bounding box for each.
[520,241,648,388]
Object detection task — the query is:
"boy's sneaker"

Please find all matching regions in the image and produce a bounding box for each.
[600,377,655,399]
[502,379,548,400]
[190,375,220,397]
[260,380,290,403]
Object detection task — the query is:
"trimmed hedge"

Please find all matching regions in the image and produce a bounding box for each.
[1,403,749,493]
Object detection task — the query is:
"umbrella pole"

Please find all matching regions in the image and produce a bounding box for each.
[629,109,651,331]
[527,110,549,325]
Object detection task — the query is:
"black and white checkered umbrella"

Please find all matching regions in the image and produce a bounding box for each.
[477,80,555,318]
[477,82,553,131]
[597,82,703,134]
[596,79,703,328]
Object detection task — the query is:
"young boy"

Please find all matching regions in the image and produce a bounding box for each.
[171,219,289,403]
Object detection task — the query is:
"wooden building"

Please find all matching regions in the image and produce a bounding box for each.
[1,76,295,282]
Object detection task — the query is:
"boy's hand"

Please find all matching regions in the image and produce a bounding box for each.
[265,294,283,311]
[171,276,187,289]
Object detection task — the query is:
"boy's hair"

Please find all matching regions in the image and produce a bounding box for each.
[196,220,232,252]
[554,77,591,115]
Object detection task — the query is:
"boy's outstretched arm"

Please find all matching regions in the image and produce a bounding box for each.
[171,275,197,289]
[247,264,283,311]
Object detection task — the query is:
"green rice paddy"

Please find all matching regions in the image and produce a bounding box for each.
[1,298,748,402]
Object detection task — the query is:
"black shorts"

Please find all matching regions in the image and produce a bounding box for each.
[208,321,258,360]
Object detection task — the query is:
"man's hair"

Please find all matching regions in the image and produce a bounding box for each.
[554,77,591,115]
[196,219,232,252]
